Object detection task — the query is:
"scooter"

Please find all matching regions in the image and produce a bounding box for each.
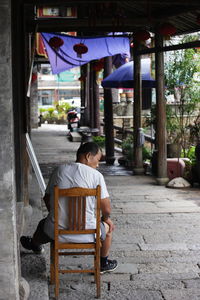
[67,110,80,132]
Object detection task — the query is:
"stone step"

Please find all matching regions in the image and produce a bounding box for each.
[69,132,82,142]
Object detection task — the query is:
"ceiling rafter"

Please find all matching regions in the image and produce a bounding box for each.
[24,1,200,36]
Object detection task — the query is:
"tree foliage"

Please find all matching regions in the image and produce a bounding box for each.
[164,34,200,152]
[165,35,200,96]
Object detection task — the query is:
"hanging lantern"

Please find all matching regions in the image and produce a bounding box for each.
[130,42,134,48]
[73,43,88,58]
[158,23,176,39]
[49,36,64,51]
[31,73,37,83]
[93,59,104,72]
[134,30,151,43]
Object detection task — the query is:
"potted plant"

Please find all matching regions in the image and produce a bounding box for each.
[92,136,106,161]
[118,135,152,170]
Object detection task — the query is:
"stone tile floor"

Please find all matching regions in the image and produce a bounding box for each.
[21,124,200,300]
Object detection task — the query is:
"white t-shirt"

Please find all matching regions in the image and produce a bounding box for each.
[44,162,109,243]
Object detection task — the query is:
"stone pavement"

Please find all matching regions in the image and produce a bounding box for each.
[21,124,200,300]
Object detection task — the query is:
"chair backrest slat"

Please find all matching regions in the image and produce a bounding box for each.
[54,185,101,237]
[82,196,86,230]
[68,198,73,230]
[73,197,77,230]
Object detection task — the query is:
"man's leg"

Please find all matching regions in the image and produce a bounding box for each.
[20,218,52,254]
[100,222,112,257]
[32,218,52,245]
[100,222,118,274]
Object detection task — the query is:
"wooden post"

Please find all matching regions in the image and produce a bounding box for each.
[89,62,94,128]
[133,42,144,174]
[103,56,115,165]
[93,68,100,134]
[84,64,90,126]
[80,64,90,126]
[80,65,85,126]
[155,33,168,185]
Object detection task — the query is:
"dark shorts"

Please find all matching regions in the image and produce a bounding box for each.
[33,218,53,245]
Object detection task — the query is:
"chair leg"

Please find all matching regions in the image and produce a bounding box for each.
[96,268,101,298]
[50,242,55,284]
[54,249,59,299]
[94,255,97,283]
[95,250,101,298]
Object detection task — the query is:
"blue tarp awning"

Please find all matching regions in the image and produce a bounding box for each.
[41,33,130,74]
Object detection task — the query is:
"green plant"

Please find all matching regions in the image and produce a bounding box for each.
[122,135,134,160]
[121,135,152,162]
[182,159,193,182]
[165,35,200,98]
[187,115,200,144]
[47,107,56,117]
[145,105,181,143]
[142,146,152,161]
[164,34,200,150]
[92,136,105,149]
[181,146,196,164]
[55,102,72,121]
[39,108,47,114]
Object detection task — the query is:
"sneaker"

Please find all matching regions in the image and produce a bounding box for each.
[100,259,118,274]
[20,236,44,254]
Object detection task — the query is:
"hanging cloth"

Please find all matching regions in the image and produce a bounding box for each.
[41,32,130,74]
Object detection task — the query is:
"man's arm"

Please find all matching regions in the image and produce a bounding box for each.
[100,197,115,232]
[43,193,50,212]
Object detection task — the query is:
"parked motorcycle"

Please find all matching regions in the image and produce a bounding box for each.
[67,110,80,132]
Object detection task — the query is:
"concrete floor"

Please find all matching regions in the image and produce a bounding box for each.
[21,124,200,300]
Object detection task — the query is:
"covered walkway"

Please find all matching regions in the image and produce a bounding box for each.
[21,124,200,300]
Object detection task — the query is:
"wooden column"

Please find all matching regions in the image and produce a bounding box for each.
[83,64,90,126]
[89,62,94,128]
[155,33,168,184]
[133,42,144,174]
[88,62,100,132]
[93,67,100,133]
[80,64,90,126]
[103,56,115,165]
[80,65,85,126]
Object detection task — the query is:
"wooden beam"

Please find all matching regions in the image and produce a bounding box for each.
[25,0,122,4]
[27,15,200,35]
[24,0,200,5]
[137,40,200,55]
[29,17,149,32]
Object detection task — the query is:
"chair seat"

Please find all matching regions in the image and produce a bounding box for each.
[57,242,96,249]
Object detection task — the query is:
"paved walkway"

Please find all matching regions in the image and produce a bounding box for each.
[21,124,200,300]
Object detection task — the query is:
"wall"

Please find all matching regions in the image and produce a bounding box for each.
[30,75,39,128]
[0,0,19,299]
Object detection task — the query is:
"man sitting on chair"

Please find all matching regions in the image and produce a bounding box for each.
[20,142,118,274]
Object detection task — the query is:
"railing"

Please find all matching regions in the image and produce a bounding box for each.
[101,122,155,153]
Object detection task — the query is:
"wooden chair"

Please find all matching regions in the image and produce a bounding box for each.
[50,185,101,299]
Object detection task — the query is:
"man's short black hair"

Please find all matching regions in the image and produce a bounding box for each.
[76,142,100,161]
